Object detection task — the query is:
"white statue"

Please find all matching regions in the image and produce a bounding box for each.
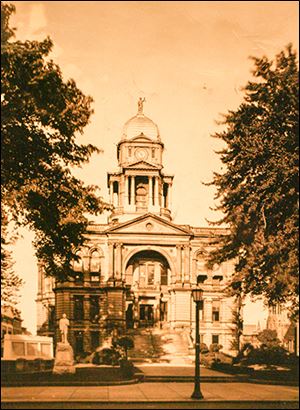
[59,313,69,344]
[138,97,145,114]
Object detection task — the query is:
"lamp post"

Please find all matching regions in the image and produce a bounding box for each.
[191,287,204,399]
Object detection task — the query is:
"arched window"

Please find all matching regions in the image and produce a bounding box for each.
[90,250,101,282]
[73,251,83,283]
[160,265,168,286]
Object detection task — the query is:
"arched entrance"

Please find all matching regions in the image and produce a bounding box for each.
[124,250,171,329]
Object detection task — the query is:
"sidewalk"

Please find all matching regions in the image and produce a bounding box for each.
[2,382,299,403]
[137,364,233,377]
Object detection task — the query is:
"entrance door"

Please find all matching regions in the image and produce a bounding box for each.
[139,304,154,327]
[126,303,134,329]
[160,301,168,322]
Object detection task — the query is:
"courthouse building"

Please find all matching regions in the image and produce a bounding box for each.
[36,99,237,355]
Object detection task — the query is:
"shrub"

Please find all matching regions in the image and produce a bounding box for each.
[15,358,27,372]
[76,351,91,364]
[115,336,134,360]
[200,352,216,367]
[32,358,42,371]
[200,343,209,354]
[241,345,291,367]
[92,348,121,365]
[209,343,223,353]
[119,359,135,379]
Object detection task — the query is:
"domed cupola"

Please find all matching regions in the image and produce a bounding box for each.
[122,98,160,141]
[108,98,174,223]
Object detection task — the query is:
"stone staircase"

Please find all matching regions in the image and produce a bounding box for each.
[127,327,194,365]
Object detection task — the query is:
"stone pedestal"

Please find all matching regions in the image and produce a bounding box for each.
[52,342,75,375]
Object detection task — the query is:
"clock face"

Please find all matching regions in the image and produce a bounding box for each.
[135,148,148,161]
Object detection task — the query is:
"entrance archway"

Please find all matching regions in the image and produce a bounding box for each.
[124,250,171,328]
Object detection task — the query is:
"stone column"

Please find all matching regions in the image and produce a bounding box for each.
[184,245,190,283]
[115,243,123,280]
[108,243,114,278]
[168,183,172,210]
[110,181,113,205]
[116,181,119,207]
[192,257,197,284]
[130,176,135,206]
[148,176,153,208]
[154,177,159,206]
[176,245,182,283]
[125,176,129,207]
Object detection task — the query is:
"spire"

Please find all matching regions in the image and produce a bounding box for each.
[137,97,145,115]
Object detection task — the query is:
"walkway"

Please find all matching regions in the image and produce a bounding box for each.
[2,382,298,403]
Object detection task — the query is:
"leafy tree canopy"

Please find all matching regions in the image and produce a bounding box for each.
[207,45,299,318]
[1,211,24,310]
[257,329,281,348]
[1,3,109,282]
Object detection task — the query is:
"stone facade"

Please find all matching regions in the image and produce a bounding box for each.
[36,100,238,355]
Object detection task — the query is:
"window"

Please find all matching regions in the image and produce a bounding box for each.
[128,147,132,156]
[212,334,219,344]
[139,262,155,287]
[74,331,84,355]
[212,275,223,285]
[48,305,55,331]
[91,331,100,350]
[160,301,167,321]
[73,252,83,272]
[152,148,155,158]
[74,295,84,320]
[197,274,208,284]
[200,334,205,344]
[139,305,154,322]
[90,295,100,322]
[147,264,154,285]
[90,250,101,282]
[139,263,146,287]
[161,265,168,285]
[212,301,220,322]
[73,251,83,283]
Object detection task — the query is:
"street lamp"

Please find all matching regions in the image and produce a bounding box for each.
[191,287,204,399]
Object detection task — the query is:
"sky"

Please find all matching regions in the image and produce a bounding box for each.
[8,1,299,334]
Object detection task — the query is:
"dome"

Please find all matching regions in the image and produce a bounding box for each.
[123,114,160,141]
[122,98,160,141]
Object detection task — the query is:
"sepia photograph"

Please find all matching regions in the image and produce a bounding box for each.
[1,1,299,408]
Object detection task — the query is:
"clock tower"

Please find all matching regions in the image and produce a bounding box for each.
[107,99,174,223]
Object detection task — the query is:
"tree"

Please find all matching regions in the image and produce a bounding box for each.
[115,336,134,361]
[257,329,281,348]
[1,3,110,282]
[1,211,24,311]
[230,295,244,353]
[206,45,299,317]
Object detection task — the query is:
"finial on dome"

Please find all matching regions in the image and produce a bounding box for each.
[137,97,145,114]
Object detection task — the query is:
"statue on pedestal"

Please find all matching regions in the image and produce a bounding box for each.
[59,313,69,344]
[53,313,75,375]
